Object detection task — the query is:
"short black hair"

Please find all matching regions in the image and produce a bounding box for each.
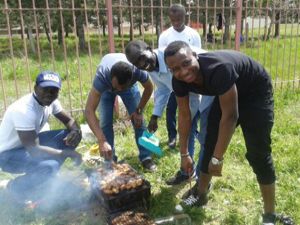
[111,61,133,85]
[169,4,186,16]
[164,41,191,60]
[125,40,149,64]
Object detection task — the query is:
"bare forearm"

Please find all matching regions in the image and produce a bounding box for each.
[213,116,237,159]
[85,110,106,144]
[138,89,152,111]
[178,111,191,155]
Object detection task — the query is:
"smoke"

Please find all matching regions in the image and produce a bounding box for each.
[0,168,108,225]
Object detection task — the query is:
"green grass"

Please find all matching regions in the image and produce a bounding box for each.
[0,90,299,225]
[0,27,299,224]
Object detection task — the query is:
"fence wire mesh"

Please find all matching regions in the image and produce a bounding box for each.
[0,0,299,117]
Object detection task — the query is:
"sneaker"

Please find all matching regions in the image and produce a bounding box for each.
[182,182,212,199]
[182,192,208,207]
[168,137,176,149]
[142,159,157,172]
[166,170,195,185]
[262,213,276,225]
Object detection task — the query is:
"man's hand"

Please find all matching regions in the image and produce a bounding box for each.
[131,111,143,128]
[64,129,82,147]
[208,160,223,176]
[100,141,113,160]
[148,115,158,133]
[181,155,194,175]
[63,151,82,166]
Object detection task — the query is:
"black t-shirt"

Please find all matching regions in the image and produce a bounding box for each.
[172,50,273,107]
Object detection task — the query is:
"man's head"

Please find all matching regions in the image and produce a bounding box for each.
[125,40,157,72]
[34,71,61,106]
[164,41,200,83]
[169,4,186,32]
[111,61,133,91]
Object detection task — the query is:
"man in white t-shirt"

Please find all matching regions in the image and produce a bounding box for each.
[0,71,82,202]
[158,3,202,151]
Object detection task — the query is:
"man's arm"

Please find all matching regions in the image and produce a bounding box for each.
[85,87,112,159]
[17,130,80,162]
[177,95,194,174]
[54,111,82,147]
[213,84,238,159]
[137,78,153,112]
[177,95,192,155]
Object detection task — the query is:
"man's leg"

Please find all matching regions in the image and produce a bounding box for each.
[240,103,276,223]
[119,84,153,166]
[98,91,117,161]
[166,92,177,148]
[0,148,59,199]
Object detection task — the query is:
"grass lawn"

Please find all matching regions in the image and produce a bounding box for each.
[0,89,299,225]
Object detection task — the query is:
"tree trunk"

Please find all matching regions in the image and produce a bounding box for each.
[139,23,142,36]
[27,26,36,53]
[202,22,207,38]
[267,10,275,40]
[76,14,85,50]
[274,11,280,37]
[43,22,51,43]
[118,16,121,37]
[102,21,106,36]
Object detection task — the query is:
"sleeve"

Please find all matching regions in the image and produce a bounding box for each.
[192,30,202,48]
[172,77,189,97]
[158,32,168,49]
[92,70,108,93]
[12,110,36,131]
[52,99,63,114]
[134,68,149,83]
[208,63,238,95]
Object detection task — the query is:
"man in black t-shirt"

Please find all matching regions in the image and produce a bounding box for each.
[164,41,276,224]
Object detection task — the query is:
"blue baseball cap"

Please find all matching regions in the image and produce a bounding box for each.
[36,71,62,89]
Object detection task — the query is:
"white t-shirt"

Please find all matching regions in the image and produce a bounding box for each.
[0,94,62,153]
[158,26,201,49]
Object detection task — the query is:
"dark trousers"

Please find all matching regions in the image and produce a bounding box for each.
[0,130,78,196]
[201,97,276,185]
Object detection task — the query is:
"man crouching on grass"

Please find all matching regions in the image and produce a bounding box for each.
[164,41,278,225]
[0,71,82,204]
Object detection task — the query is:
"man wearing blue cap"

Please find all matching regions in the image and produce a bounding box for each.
[0,71,82,202]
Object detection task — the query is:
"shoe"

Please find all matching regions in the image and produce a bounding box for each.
[142,159,157,172]
[168,137,176,149]
[262,213,276,225]
[182,182,212,199]
[182,192,208,207]
[166,170,195,185]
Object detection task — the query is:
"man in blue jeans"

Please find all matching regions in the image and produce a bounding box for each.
[0,71,82,202]
[125,40,214,184]
[85,53,156,171]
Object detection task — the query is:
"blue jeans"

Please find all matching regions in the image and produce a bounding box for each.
[98,84,151,162]
[195,104,212,177]
[0,129,77,195]
[166,92,177,140]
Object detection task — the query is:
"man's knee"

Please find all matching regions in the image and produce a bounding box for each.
[246,151,276,184]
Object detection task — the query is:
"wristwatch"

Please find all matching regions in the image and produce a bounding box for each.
[211,157,223,165]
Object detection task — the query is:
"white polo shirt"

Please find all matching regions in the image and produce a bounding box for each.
[0,94,62,153]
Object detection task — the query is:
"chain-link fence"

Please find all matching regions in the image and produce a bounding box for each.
[0,0,299,118]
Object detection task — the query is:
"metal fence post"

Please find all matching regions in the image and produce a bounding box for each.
[235,0,242,51]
